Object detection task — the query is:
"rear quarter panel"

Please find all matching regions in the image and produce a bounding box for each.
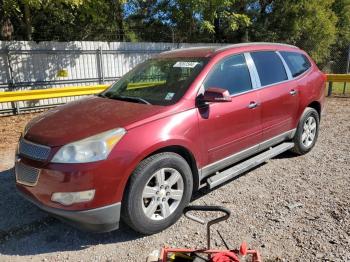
[293,57,326,127]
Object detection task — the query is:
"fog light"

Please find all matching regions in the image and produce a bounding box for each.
[51,190,95,206]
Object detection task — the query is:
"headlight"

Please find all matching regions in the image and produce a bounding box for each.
[51,128,126,163]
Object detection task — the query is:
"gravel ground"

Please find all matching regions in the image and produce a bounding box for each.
[0,112,38,171]
[0,98,349,262]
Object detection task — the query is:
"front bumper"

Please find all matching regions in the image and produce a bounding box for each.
[18,190,121,233]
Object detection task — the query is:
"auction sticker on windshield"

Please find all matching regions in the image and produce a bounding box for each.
[165,92,175,100]
[173,61,199,68]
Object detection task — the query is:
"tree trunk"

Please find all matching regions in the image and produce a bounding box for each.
[23,2,32,40]
[114,0,124,41]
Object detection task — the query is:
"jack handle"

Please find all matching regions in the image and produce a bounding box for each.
[183,205,231,250]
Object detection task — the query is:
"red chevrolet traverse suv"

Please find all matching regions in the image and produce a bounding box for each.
[16,43,325,234]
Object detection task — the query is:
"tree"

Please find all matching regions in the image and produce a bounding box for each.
[247,0,338,64]
[124,0,174,42]
[330,0,350,72]
[0,0,126,41]
[197,0,251,43]
[124,0,252,43]
[0,0,347,69]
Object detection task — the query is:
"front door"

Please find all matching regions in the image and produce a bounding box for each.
[197,54,262,168]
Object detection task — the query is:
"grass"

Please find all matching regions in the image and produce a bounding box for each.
[327,82,350,95]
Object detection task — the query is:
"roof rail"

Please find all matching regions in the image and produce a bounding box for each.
[215,42,299,52]
[161,45,220,54]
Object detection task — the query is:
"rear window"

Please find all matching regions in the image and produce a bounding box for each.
[250,51,288,86]
[280,51,311,78]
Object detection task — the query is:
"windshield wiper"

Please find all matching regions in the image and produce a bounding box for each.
[111,95,151,105]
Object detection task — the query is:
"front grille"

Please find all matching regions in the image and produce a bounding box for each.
[19,139,51,161]
[15,162,41,186]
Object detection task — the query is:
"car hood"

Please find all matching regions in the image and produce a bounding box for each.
[25,96,168,146]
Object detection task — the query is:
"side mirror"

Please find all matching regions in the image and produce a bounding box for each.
[201,87,232,103]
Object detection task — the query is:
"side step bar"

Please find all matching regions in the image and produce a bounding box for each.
[207,142,295,189]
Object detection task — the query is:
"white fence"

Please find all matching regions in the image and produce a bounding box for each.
[0,41,222,113]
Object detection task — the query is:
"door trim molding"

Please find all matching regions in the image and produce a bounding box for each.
[199,129,296,180]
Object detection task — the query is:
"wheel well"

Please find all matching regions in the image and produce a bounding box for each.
[307,101,321,119]
[122,145,200,205]
[150,146,200,191]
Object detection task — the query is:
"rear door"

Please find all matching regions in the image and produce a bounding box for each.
[197,53,262,168]
[279,51,313,127]
[250,51,299,141]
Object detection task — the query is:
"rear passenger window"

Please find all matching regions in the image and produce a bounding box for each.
[280,51,311,77]
[250,51,288,86]
[204,54,252,95]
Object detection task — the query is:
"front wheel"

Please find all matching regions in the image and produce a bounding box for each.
[291,107,320,155]
[121,152,193,235]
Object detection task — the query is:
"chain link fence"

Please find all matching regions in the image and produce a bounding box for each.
[0,41,349,115]
[321,45,350,96]
[0,41,223,114]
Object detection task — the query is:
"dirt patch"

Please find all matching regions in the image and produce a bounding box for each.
[0,113,39,170]
[0,98,349,261]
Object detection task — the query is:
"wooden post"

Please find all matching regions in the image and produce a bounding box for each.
[327,81,333,97]
[343,45,350,94]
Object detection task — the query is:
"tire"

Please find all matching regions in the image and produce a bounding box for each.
[121,152,193,235]
[291,107,320,155]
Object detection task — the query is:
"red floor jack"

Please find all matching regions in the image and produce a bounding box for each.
[147,206,262,262]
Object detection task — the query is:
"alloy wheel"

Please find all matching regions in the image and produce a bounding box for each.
[301,116,317,148]
[142,168,184,220]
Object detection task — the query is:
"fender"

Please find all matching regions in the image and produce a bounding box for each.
[112,109,203,200]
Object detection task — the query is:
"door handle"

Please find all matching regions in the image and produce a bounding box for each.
[289,89,298,96]
[248,101,259,109]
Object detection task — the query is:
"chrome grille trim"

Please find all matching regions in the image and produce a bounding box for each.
[15,162,41,186]
[19,138,51,161]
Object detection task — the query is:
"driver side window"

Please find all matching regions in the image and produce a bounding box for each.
[204,54,253,95]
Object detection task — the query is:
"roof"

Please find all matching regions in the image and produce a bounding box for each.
[158,42,300,58]
[158,46,218,58]
[215,42,298,51]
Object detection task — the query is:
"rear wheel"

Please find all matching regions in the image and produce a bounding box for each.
[291,107,320,155]
[122,152,193,235]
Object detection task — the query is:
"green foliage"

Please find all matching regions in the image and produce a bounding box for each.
[333,0,350,43]
[1,0,126,41]
[31,0,119,41]
[124,0,252,43]
[0,0,349,67]
[248,0,338,64]
[201,20,215,34]
[329,0,350,72]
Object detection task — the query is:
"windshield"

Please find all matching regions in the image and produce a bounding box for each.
[100,57,207,106]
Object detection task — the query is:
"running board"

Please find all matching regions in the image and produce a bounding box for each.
[207,142,295,189]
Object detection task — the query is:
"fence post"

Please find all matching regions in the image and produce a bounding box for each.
[5,49,20,114]
[5,49,15,86]
[347,44,350,73]
[343,45,350,94]
[328,81,333,97]
[97,47,105,84]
